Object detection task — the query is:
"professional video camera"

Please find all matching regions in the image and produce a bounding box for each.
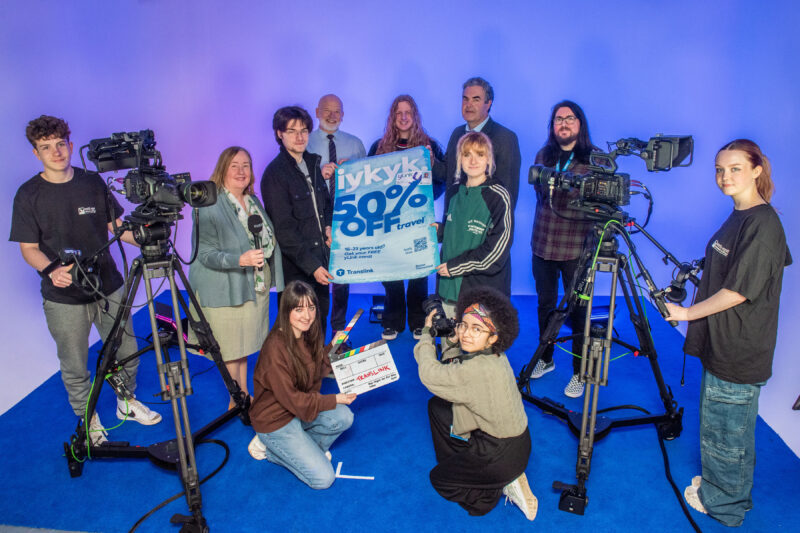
[529,135,693,221]
[520,134,696,517]
[85,130,216,222]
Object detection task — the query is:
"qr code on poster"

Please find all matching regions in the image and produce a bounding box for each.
[413,238,427,252]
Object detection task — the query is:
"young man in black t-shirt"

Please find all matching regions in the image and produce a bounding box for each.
[9,115,161,443]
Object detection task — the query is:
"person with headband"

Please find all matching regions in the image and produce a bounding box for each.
[665,139,791,527]
[414,286,537,521]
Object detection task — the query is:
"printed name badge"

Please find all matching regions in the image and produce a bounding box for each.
[329,340,399,395]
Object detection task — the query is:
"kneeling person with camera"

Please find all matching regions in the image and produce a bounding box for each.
[10,115,161,444]
[414,287,536,520]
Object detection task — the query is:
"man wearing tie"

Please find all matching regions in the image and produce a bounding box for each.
[307,94,367,339]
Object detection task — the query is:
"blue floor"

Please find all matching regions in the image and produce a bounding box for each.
[0,293,797,532]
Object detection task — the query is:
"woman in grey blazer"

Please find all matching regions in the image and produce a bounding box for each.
[189,146,283,409]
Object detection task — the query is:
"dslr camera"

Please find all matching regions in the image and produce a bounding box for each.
[422,296,457,338]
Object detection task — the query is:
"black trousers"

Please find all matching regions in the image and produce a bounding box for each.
[381,276,428,332]
[329,282,350,332]
[532,254,585,374]
[427,396,531,516]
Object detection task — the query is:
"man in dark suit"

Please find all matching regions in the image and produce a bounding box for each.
[443,77,521,210]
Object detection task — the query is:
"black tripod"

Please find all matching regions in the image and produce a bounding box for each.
[518,220,683,515]
[64,221,251,533]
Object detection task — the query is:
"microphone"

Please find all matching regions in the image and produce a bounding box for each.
[247,214,264,271]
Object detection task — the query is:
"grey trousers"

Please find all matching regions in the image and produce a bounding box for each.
[43,286,139,417]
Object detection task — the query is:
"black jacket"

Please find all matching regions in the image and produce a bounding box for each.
[260,147,332,280]
[443,117,521,210]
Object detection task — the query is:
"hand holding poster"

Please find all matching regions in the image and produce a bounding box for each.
[329,146,439,283]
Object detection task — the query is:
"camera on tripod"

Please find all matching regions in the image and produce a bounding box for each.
[529,135,693,221]
[86,129,217,220]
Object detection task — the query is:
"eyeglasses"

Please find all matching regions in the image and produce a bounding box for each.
[455,322,491,337]
[554,115,578,125]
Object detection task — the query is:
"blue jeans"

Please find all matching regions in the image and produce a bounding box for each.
[257,404,353,489]
[698,369,764,527]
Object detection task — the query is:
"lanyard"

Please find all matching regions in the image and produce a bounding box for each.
[555,151,574,172]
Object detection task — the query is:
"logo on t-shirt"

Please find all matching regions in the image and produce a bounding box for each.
[711,240,729,257]
[77,206,97,215]
[466,219,487,236]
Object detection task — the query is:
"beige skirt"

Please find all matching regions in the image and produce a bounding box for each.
[188,289,270,362]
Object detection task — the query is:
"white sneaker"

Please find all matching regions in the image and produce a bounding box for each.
[87,413,108,446]
[684,477,707,514]
[530,360,555,379]
[117,397,162,425]
[564,374,585,398]
[503,473,538,521]
[248,435,267,460]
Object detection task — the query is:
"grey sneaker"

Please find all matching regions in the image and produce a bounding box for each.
[564,374,585,398]
[502,473,538,521]
[248,435,267,460]
[87,413,108,446]
[117,397,162,425]
[530,360,555,379]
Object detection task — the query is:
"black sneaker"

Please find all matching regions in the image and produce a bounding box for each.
[381,328,398,340]
[413,328,424,340]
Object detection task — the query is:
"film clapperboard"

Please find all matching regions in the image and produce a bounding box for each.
[327,309,399,395]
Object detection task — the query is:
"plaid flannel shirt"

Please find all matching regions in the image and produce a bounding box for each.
[530,150,594,261]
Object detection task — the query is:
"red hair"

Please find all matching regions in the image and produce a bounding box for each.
[717,139,774,202]
[375,95,432,154]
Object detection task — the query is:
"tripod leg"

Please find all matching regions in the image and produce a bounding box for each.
[519,245,596,391]
[615,253,683,437]
[65,257,144,471]
[171,259,250,422]
[142,262,206,529]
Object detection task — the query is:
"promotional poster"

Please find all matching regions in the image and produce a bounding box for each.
[329,146,439,284]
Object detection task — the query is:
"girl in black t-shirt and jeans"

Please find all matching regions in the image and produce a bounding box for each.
[665,139,791,527]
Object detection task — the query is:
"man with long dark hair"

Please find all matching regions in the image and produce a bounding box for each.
[529,101,598,398]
